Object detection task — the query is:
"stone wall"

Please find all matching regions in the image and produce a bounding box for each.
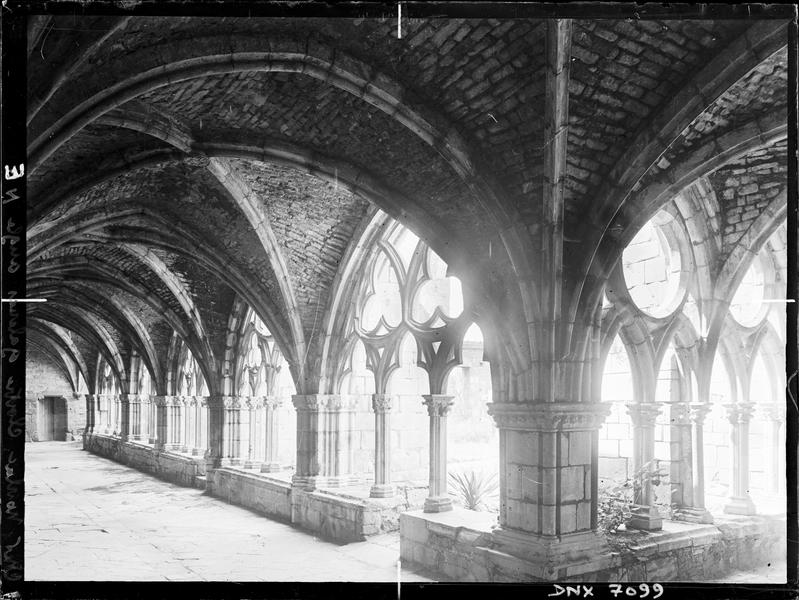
[207,468,292,522]
[26,393,86,442]
[84,433,204,488]
[26,348,73,396]
[400,508,786,582]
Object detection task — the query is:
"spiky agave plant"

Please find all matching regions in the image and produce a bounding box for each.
[448,470,499,511]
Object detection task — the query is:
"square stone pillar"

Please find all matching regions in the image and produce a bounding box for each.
[370,394,394,498]
[422,395,453,512]
[205,395,226,470]
[761,404,785,495]
[626,403,663,531]
[486,402,611,570]
[221,396,244,466]
[260,396,282,472]
[153,396,168,450]
[291,394,358,490]
[85,394,97,437]
[723,403,757,515]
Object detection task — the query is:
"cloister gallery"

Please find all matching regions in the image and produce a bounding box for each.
[21,10,791,583]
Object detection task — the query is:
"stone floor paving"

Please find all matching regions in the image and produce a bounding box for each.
[25,442,433,582]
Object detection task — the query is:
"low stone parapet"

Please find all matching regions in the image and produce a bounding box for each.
[84,434,426,544]
[84,433,203,487]
[400,508,786,582]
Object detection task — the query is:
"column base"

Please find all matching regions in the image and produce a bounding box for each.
[191,447,203,456]
[243,459,257,469]
[424,496,453,513]
[491,526,609,568]
[369,483,395,498]
[626,504,663,531]
[324,475,361,487]
[163,443,183,452]
[292,475,321,490]
[260,462,282,473]
[130,434,144,442]
[724,495,756,516]
[220,457,242,467]
[673,506,714,524]
[148,437,157,445]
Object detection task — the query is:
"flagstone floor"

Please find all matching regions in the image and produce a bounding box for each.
[25,441,433,582]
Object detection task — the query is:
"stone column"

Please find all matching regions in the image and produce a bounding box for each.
[191,397,205,456]
[243,398,258,469]
[724,403,757,515]
[128,394,142,441]
[115,395,124,437]
[668,402,692,509]
[761,404,785,495]
[487,402,611,569]
[670,402,714,523]
[291,394,357,489]
[626,403,663,530]
[147,395,157,445]
[103,395,113,434]
[99,395,110,434]
[175,397,187,452]
[260,396,282,473]
[422,394,454,512]
[370,393,394,498]
[153,396,182,451]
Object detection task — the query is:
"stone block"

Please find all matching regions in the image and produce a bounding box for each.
[506,430,538,465]
[539,468,557,504]
[519,465,541,501]
[561,503,578,534]
[541,505,557,536]
[561,466,586,502]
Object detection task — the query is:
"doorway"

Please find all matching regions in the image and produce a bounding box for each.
[38,396,68,441]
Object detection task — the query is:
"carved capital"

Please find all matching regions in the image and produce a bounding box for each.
[725,402,756,424]
[372,393,393,413]
[292,394,354,411]
[667,402,691,425]
[223,396,243,409]
[689,402,712,425]
[487,401,611,431]
[626,403,661,428]
[422,394,454,417]
[262,395,282,409]
[760,403,785,423]
[292,394,321,411]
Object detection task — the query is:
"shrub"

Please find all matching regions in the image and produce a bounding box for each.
[448,470,499,511]
[597,459,673,534]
